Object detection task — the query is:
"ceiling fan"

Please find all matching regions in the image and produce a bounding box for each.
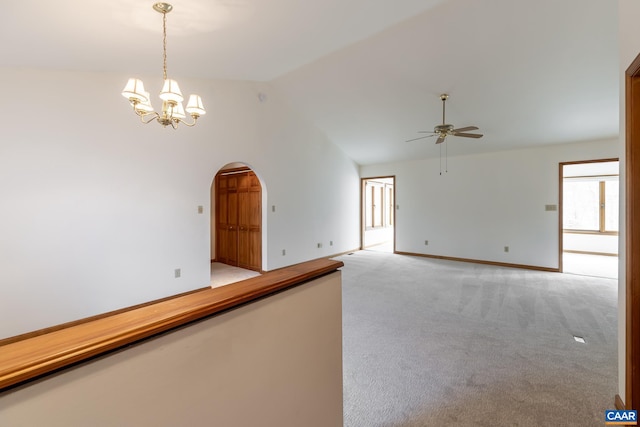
[406,94,483,144]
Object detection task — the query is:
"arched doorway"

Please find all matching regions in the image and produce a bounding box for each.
[211,164,262,272]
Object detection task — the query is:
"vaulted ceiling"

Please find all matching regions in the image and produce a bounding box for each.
[1,0,618,165]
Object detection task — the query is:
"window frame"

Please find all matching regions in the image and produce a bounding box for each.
[562,174,619,235]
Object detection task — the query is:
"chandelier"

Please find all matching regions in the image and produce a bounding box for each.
[122,3,205,128]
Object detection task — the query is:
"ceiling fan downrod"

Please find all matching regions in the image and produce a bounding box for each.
[440,93,448,125]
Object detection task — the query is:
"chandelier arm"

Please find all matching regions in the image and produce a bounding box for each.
[141,113,161,124]
[176,116,199,127]
[129,103,160,124]
[134,109,161,124]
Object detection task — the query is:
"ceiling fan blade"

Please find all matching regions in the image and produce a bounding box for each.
[451,126,479,133]
[454,132,483,139]
[418,131,434,133]
[406,135,435,143]
[435,135,446,144]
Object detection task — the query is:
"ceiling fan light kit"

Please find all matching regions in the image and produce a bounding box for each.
[122,3,206,129]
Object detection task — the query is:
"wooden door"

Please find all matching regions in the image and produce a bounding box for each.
[237,172,262,270]
[215,168,262,271]
[216,174,238,265]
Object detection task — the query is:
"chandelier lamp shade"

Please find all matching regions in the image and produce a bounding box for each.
[122,3,205,128]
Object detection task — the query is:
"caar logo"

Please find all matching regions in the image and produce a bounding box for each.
[605,409,637,425]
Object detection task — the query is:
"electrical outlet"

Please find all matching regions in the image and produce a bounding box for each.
[330,240,333,246]
[197,205,204,214]
[504,246,509,253]
[424,240,429,246]
[282,249,286,256]
[272,205,276,212]
[317,243,323,248]
[174,268,181,278]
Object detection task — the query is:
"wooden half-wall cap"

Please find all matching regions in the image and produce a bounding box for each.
[0,258,344,391]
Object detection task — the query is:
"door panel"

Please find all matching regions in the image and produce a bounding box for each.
[216,175,230,264]
[238,190,250,269]
[246,189,261,270]
[215,169,262,271]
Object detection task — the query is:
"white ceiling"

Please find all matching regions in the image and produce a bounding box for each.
[1,0,619,165]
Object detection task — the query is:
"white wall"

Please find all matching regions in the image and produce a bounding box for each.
[361,139,618,268]
[618,0,640,404]
[0,67,360,339]
[563,233,618,255]
[0,272,343,427]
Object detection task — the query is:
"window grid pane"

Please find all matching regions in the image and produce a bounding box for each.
[605,180,619,232]
[563,181,599,230]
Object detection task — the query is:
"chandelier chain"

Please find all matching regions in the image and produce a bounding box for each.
[162,11,167,81]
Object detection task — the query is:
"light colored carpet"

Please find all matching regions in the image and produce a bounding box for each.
[336,250,617,427]
[563,252,618,280]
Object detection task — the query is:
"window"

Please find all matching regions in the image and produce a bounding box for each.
[563,176,618,233]
[363,178,394,230]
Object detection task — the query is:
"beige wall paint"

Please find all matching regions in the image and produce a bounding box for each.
[0,272,343,427]
[361,138,618,269]
[0,66,360,339]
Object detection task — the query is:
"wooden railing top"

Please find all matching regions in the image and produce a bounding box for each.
[0,258,343,391]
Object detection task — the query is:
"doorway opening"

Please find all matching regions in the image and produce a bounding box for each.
[361,176,395,253]
[560,159,619,279]
[210,164,263,287]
